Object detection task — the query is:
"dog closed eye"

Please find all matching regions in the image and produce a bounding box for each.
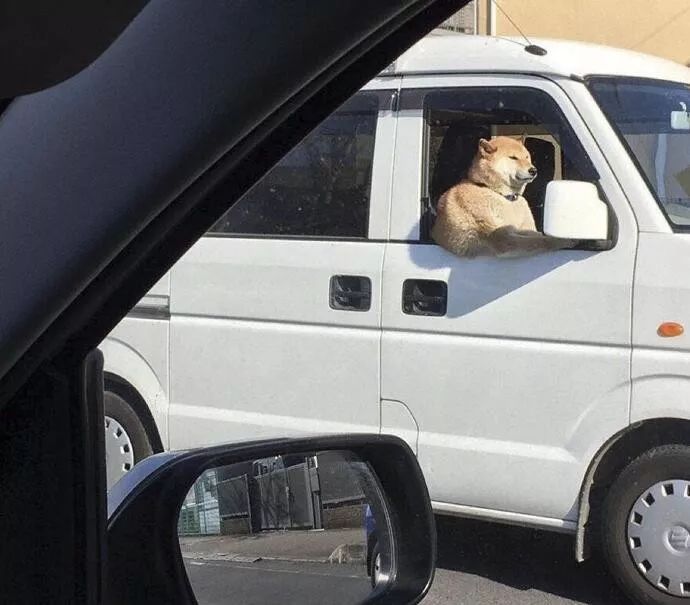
[509,155,519,160]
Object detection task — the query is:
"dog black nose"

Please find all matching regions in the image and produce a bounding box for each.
[528,166,537,177]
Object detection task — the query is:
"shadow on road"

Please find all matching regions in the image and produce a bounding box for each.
[435,516,632,604]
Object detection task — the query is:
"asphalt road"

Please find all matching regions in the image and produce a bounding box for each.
[185,558,371,605]
[425,516,633,604]
[185,516,635,605]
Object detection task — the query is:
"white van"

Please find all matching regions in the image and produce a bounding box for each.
[101,35,690,603]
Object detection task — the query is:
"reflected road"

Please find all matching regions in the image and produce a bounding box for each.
[186,558,371,605]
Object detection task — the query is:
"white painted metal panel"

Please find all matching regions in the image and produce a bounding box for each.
[168,239,384,449]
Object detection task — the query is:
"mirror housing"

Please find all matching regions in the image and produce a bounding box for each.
[543,180,608,241]
[106,435,435,605]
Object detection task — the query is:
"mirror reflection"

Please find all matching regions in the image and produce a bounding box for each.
[178,450,391,605]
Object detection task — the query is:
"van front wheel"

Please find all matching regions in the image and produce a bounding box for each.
[602,445,690,604]
[104,390,153,490]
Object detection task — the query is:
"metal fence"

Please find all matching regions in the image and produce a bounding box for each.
[217,474,250,518]
[256,462,316,530]
[178,468,221,536]
[178,453,366,537]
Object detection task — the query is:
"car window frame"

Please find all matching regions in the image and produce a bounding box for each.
[0,0,467,601]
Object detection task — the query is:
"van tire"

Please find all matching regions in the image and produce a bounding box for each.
[104,390,153,489]
[369,542,381,589]
[601,444,690,605]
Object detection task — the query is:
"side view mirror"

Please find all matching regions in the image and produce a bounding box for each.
[106,435,435,605]
[543,180,609,241]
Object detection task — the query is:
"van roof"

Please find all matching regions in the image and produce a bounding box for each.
[386,34,690,83]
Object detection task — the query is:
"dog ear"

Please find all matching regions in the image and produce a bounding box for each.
[519,133,527,144]
[478,138,497,155]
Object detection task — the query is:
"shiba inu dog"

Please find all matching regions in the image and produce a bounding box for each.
[431,136,577,258]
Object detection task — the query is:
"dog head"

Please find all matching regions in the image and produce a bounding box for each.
[469,136,537,194]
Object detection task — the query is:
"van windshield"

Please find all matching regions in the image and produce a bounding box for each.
[589,77,690,228]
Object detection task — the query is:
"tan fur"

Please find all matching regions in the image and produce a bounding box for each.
[431,136,576,258]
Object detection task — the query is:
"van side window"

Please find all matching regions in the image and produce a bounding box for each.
[402,87,599,240]
[209,91,385,239]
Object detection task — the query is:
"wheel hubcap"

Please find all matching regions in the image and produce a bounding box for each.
[104,416,135,490]
[627,479,690,597]
[373,553,381,584]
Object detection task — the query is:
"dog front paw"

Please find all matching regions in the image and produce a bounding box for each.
[547,237,579,250]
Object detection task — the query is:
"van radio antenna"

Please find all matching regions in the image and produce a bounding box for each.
[492,0,547,56]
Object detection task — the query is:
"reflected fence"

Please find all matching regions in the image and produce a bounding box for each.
[178,452,367,536]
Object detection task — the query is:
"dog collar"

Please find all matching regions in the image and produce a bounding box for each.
[470,180,519,202]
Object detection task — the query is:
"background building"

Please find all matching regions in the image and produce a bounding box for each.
[440,0,690,65]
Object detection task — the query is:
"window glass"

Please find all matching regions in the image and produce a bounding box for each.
[402,87,599,238]
[209,91,385,238]
[589,77,690,228]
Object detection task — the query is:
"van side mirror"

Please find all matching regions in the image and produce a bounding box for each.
[543,180,608,241]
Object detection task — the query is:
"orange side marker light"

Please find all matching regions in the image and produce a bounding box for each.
[658,322,684,338]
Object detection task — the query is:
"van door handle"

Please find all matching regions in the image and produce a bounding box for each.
[402,279,447,316]
[329,275,371,311]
